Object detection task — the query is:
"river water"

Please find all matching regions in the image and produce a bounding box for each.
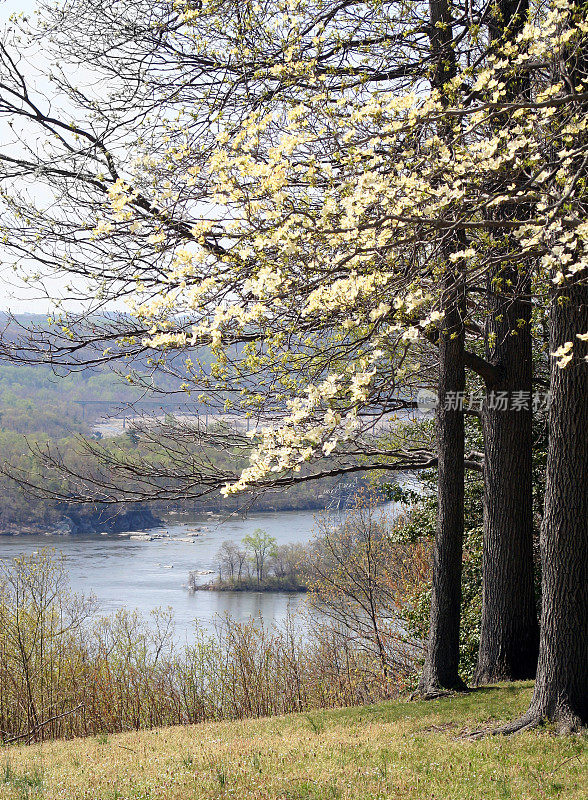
[0,508,332,642]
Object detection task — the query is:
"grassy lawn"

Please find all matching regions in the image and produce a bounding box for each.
[1,683,585,800]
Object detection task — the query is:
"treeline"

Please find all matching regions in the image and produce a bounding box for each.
[0,357,370,531]
[0,359,138,529]
[0,429,369,532]
[0,363,139,436]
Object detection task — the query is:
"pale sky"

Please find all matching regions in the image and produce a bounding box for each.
[0,0,98,314]
[0,0,39,21]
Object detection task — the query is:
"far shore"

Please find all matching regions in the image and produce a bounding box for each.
[0,495,362,538]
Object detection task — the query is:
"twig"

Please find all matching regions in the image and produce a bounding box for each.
[3,704,84,744]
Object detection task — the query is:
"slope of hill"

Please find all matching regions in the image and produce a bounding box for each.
[2,683,585,800]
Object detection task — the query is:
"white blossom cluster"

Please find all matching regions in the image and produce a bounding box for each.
[95,0,588,491]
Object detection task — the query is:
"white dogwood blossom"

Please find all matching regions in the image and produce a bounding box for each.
[92,0,588,492]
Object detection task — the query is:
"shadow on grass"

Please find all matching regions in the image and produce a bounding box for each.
[310,682,535,729]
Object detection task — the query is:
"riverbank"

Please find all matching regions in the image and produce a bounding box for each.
[0,493,347,537]
[0,505,161,537]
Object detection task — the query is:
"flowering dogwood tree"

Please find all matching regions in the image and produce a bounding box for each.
[87,0,585,489]
[0,0,586,728]
[96,0,588,726]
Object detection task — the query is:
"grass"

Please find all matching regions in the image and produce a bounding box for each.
[2,763,44,800]
[0,683,585,800]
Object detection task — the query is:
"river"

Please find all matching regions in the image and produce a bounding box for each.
[0,508,335,642]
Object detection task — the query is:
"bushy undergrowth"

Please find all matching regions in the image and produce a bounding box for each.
[0,549,420,746]
[393,480,484,681]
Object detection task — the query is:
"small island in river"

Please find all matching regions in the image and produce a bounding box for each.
[189,529,309,593]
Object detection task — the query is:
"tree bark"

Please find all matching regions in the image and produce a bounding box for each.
[418,0,468,694]
[419,278,468,693]
[501,280,588,732]
[497,0,588,732]
[475,278,539,683]
[474,0,539,685]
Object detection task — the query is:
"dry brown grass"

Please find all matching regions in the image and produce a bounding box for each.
[1,683,586,800]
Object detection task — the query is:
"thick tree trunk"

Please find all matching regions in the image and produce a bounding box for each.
[475,280,539,684]
[419,275,467,693]
[418,0,467,694]
[497,0,588,733]
[474,0,539,685]
[501,281,588,732]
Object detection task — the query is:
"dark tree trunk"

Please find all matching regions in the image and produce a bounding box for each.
[497,0,588,733]
[418,0,467,695]
[475,280,539,684]
[419,274,468,693]
[529,282,588,729]
[503,281,588,732]
[474,0,539,685]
